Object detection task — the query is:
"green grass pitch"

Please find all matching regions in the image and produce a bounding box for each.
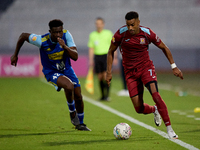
[0,73,200,150]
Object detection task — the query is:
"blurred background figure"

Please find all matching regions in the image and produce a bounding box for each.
[88,17,113,101]
[117,54,129,97]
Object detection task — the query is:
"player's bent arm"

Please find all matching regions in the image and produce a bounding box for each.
[11,33,31,66]
[157,41,184,80]
[64,46,78,61]
[57,37,78,61]
[106,43,118,86]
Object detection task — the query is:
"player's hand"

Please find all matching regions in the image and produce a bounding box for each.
[172,67,183,80]
[10,55,18,66]
[57,37,65,48]
[106,72,112,87]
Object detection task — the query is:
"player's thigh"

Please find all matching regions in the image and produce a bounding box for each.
[131,93,144,107]
[126,77,144,98]
[63,66,81,88]
[57,75,74,90]
[45,72,70,91]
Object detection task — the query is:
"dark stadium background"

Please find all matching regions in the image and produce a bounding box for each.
[0,0,200,73]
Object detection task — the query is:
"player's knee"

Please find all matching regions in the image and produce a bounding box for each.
[134,106,144,114]
[63,82,74,92]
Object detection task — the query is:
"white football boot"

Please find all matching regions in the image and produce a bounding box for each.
[167,125,178,139]
[153,105,162,126]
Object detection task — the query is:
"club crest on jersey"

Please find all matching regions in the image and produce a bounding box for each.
[32,36,37,41]
[140,38,145,44]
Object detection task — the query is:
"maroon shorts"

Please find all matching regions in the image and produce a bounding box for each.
[125,63,157,97]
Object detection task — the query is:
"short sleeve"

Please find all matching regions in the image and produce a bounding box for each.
[149,29,162,46]
[65,31,76,47]
[29,34,42,48]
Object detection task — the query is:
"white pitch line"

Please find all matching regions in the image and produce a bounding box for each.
[39,78,199,149]
[83,95,199,150]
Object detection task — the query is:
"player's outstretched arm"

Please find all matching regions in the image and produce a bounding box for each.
[157,41,183,80]
[11,33,30,66]
[106,43,118,86]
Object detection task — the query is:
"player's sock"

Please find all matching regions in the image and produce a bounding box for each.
[105,80,110,98]
[152,92,171,126]
[134,103,155,114]
[77,112,84,124]
[143,103,155,114]
[67,100,76,112]
[99,80,105,99]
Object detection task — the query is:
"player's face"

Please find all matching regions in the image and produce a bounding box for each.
[95,19,104,32]
[49,26,63,42]
[126,18,140,35]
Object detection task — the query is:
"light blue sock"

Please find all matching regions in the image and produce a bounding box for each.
[67,100,76,113]
[77,113,84,124]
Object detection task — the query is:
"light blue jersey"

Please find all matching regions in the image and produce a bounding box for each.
[29,29,80,91]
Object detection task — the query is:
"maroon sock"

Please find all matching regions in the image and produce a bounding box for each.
[152,92,171,126]
[134,103,155,114]
[143,103,155,114]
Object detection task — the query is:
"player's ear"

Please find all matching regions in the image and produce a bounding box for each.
[137,19,140,25]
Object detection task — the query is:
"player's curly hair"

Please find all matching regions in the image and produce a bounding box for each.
[125,11,139,20]
[48,19,63,29]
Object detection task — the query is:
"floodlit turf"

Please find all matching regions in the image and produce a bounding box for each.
[0,73,200,150]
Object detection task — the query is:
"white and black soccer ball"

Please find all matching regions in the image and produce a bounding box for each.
[113,123,132,140]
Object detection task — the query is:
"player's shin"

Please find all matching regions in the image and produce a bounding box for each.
[67,100,76,112]
[152,92,171,126]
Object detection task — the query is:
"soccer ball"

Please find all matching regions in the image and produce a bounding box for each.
[113,123,132,140]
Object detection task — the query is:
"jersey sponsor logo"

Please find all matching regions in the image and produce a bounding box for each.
[56,61,65,71]
[31,36,37,41]
[48,50,64,60]
[140,38,145,44]
[125,39,130,42]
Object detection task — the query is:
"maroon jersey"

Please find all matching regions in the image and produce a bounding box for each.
[112,25,161,70]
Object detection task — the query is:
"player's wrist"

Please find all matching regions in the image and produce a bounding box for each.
[171,63,177,69]
[106,71,112,75]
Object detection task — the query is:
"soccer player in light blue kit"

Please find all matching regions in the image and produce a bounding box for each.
[11,19,91,131]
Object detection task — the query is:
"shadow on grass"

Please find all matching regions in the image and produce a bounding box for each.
[44,137,155,146]
[0,129,74,138]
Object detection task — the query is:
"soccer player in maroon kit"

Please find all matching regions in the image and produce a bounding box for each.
[106,11,183,139]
